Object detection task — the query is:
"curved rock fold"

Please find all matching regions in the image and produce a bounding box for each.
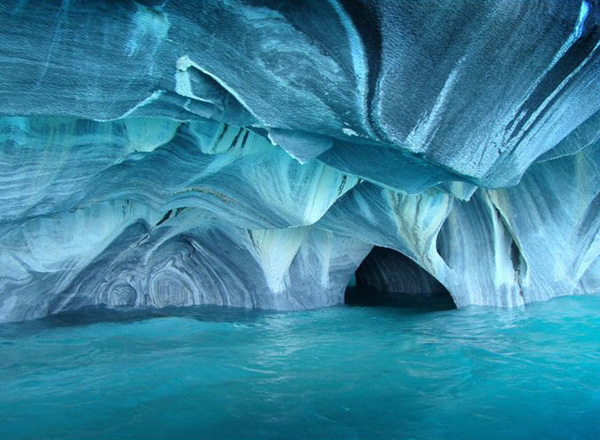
[0,0,598,322]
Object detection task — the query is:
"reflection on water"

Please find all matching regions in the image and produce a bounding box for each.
[1,296,600,440]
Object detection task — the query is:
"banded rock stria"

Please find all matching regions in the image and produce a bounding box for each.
[0,0,598,322]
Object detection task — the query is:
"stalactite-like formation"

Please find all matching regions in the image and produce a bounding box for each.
[0,0,598,322]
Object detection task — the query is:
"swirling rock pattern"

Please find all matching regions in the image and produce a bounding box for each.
[0,1,598,322]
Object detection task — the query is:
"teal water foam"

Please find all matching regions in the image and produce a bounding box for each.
[1,296,600,440]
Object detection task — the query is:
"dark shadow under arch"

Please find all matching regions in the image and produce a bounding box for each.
[345,247,456,310]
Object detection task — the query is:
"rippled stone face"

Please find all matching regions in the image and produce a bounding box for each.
[0,1,598,322]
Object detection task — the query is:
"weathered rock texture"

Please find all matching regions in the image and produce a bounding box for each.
[0,0,598,322]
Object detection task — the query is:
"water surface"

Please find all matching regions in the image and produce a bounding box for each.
[1,296,600,440]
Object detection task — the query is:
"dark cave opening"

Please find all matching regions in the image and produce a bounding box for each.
[345,247,456,310]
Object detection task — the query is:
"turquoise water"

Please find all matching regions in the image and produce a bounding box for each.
[1,296,600,440]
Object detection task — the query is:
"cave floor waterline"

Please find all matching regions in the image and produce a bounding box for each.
[1,295,599,440]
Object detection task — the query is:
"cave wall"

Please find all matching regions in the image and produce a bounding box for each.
[0,1,598,322]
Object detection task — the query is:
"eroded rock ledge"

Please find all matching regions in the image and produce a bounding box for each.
[0,0,599,322]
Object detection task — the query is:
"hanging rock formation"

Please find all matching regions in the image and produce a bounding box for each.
[0,0,598,322]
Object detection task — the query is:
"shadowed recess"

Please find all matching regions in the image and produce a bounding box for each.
[345,247,456,310]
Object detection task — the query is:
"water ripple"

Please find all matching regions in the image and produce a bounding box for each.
[0,296,599,439]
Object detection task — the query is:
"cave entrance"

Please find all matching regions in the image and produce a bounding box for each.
[345,247,456,310]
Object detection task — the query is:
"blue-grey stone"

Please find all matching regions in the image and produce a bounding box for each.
[0,0,598,322]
